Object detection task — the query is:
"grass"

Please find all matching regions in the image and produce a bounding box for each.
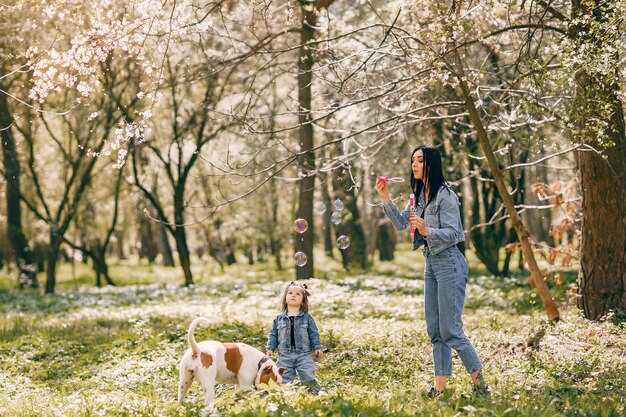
[0,245,624,416]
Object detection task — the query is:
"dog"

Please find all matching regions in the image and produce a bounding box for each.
[178,317,286,405]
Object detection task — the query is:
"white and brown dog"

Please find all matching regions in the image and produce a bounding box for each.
[178,317,285,405]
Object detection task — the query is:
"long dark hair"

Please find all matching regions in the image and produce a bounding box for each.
[409,145,449,206]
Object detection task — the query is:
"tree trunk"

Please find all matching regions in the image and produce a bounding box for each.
[0,236,4,270]
[320,169,334,258]
[175,227,193,286]
[45,237,62,294]
[450,48,560,321]
[376,220,395,261]
[469,172,503,276]
[295,6,317,280]
[95,264,101,288]
[571,0,626,319]
[226,250,236,265]
[138,217,158,263]
[33,241,46,272]
[332,164,368,271]
[467,132,527,276]
[158,224,175,267]
[172,186,194,286]
[93,247,115,287]
[114,230,126,260]
[0,83,37,288]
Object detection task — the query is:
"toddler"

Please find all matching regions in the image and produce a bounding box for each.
[266,281,323,393]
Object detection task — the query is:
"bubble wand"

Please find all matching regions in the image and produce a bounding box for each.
[377,176,405,184]
[409,193,415,234]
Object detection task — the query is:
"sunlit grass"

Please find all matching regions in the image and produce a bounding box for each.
[0,247,623,416]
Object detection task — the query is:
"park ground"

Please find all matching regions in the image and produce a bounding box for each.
[0,245,624,417]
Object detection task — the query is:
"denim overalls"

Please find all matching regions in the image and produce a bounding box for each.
[266,310,323,384]
[383,185,482,376]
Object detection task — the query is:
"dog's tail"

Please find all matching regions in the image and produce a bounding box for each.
[187,317,211,354]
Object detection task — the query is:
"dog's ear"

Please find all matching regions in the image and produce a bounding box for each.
[278,367,286,375]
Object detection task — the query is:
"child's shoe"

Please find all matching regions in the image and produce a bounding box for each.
[303,380,321,394]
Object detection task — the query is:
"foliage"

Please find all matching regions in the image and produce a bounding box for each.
[4,0,619,287]
[0,248,624,416]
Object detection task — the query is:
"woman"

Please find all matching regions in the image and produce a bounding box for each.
[375,145,488,397]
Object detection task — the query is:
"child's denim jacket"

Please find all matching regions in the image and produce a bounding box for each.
[266,310,323,354]
[383,185,465,255]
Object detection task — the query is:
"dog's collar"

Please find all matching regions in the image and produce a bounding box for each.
[257,356,269,370]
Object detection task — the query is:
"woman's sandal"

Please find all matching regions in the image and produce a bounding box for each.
[425,386,444,398]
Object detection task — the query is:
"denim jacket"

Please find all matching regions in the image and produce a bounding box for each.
[266,310,323,354]
[383,185,465,255]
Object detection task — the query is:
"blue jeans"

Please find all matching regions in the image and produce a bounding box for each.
[277,349,317,384]
[424,245,482,376]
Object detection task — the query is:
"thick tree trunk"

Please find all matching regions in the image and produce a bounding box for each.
[158,224,175,267]
[571,0,626,319]
[295,7,317,280]
[0,84,37,288]
[578,140,625,318]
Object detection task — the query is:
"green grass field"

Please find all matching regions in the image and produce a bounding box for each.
[0,246,624,416]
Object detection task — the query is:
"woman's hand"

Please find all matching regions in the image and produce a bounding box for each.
[375,178,391,204]
[265,350,273,358]
[411,214,428,237]
[314,349,324,359]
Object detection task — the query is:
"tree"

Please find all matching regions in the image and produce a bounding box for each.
[442,2,560,321]
[63,163,127,287]
[331,150,368,270]
[0,83,37,288]
[131,58,230,286]
[16,97,121,293]
[566,0,626,319]
[0,1,40,288]
[294,1,332,279]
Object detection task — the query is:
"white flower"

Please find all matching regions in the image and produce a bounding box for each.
[76,81,92,97]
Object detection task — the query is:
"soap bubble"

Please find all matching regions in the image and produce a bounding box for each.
[330,211,342,225]
[333,198,344,211]
[336,235,350,250]
[389,177,405,183]
[294,218,308,234]
[294,251,307,267]
[314,201,327,215]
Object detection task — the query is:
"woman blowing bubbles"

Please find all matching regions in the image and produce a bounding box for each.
[375,145,489,398]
